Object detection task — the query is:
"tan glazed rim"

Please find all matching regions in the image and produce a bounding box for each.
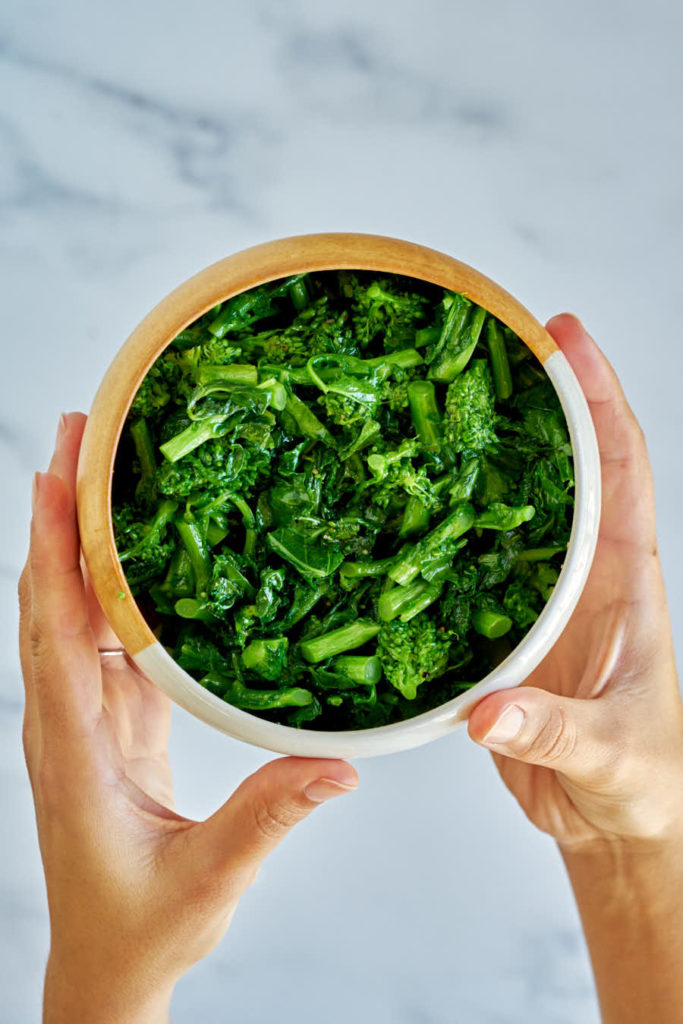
[77,233,600,758]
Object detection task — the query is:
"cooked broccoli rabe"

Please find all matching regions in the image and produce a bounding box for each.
[113,270,574,731]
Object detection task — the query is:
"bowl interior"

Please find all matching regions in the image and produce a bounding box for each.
[77,233,600,757]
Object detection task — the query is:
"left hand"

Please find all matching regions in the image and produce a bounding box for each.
[19,412,358,1024]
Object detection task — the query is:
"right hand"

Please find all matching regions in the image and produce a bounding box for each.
[467,314,683,852]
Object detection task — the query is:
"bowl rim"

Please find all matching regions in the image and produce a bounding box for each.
[77,232,601,758]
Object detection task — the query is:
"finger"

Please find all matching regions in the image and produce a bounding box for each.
[545,314,656,554]
[18,560,40,768]
[83,567,123,650]
[46,412,87,491]
[195,757,358,886]
[20,412,87,682]
[29,471,102,734]
[468,687,611,782]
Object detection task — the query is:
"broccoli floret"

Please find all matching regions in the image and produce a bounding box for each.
[130,361,173,417]
[114,499,178,588]
[377,616,451,700]
[444,359,497,452]
[157,441,272,500]
[243,297,357,365]
[363,438,440,510]
[346,276,430,351]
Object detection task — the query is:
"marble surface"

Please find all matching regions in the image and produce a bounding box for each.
[2,1,682,1020]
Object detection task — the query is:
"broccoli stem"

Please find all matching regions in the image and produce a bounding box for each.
[160,418,225,463]
[300,619,381,664]
[365,348,424,373]
[206,521,228,546]
[517,546,565,562]
[175,519,211,597]
[428,296,486,383]
[289,277,309,310]
[333,655,382,686]
[118,499,178,563]
[129,417,157,504]
[378,579,430,622]
[230,497,257,558]
[449,457,480,503]
[414,326,441,348]
[486,320,513,400]
[407,380,442,450]
[472,609,512,639]
[195,364,258,387]
[389,503,476,586]
[339,556,398,588]
[174,597,215,623]
[399,582,442,622]
[399,496,431,538]
[474,503,535,531]
[284,391,334,445]
[241,637,289,681]
[204,673,313,710]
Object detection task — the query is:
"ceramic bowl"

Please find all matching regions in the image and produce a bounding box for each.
[77,233,601,759]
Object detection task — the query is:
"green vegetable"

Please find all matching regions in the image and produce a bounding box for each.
[113,269,574,731]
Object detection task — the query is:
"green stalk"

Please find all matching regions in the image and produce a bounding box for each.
[378,580,429,622]
[415,326,441,348]
[284,392,334,445]
[517,547,565,562]
[486,320,513,400]
[300,619,381,664]
[129,417,157,503]
[174,597,215,623]
[339,556,398,588]
[231,497,257,558]
[407,380,442,450]
[399,496,431,538]
[472,609,512,639]
[176,519,211,598]
[389,503,475,586]
[365,348,424,373]
[289,277,309,310]
[449,457,480,503]
[160,418,224,463]
[399,582,442,622]
[195,364,258,387]
[428,297,486,383]
[333,656,382,686]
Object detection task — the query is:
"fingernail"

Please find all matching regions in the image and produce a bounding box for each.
[32,472,43,513]
[304,777,357,804]
[56,413,67,444]
[483,705,525,746]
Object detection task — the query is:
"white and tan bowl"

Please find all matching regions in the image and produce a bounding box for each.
[77,233,601,759]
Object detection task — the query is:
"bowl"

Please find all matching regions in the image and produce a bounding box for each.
[77,233,601,759]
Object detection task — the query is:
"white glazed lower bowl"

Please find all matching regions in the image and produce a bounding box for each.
[77,234,601,759]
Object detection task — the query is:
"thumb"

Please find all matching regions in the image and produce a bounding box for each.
[198,756,358,883]
[468,688,605,779]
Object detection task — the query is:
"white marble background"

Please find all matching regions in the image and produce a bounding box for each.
[2,1,682,1021]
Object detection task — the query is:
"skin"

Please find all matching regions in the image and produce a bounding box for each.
[18,315,682,1022]
[18,414,358,1024]
[468,315,683,1023]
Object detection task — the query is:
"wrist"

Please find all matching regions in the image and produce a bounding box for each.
[43,951,175,1024]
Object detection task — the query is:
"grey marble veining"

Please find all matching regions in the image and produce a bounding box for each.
[2,1,682,1021]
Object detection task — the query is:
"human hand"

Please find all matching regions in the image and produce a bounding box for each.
[19,413,358,1024]
[467,315,683,853]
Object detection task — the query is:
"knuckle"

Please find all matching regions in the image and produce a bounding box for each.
[252,795,304,841]
[520,706,577,765]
